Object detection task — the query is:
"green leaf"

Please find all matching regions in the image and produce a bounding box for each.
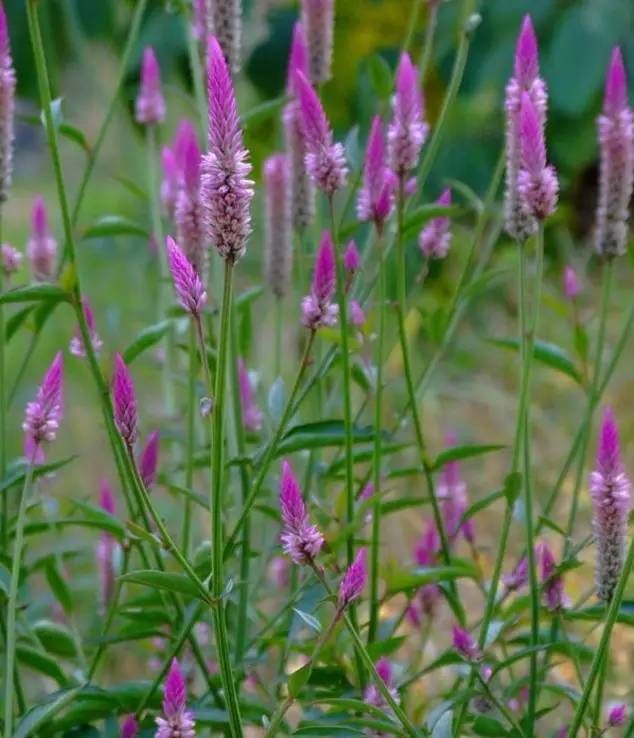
[385,562,478,596]
[565,602,634,627]
[289,662,313,698]
[82,215,148,240]
[487,338,582,384]
[573,323,589,364]
[235,285,265,309]
[241,96,285,127]
[44,560,73,615]
[366,636,407,661]
[71,500,127,538]
[503,472,522,506]
[13,686,83,738]
[5,305,35,341]
[294,725,366,737]
[1,456,77,494]
[122,319,171,363]
[367,54,393,98]
[32,620,78,658]
[59,122,90,153]
[40,97,64,131]
[0,283,69,305]
[403,204,462,238]
[459,487,507,528]
[472,716,510,736]
[118,570,202,599]
[17,645,67,685]
[275,420,384,457]
[431,443,506,471]
[293,608,322,633]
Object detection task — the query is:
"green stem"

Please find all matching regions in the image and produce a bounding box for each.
[0,208,6,551]
[182,323,197,557]
[402,0,423,52]
[593,648,608,730]
[3,462,34,737]
[210,258,244,738]
[184,14,207,138]
[474,672,526,737]
[417,0,439,81]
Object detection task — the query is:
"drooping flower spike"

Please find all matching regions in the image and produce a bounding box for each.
[0,0,16,203]
[238,358,263,433]
[27,196,57,282]
[97,479,118,610]
[338,547,367,609]
[452,625,482,662]
[165,235,207,316]
[595,47,634,258]
[301,0,334,83]
[263,153,292,299]
[1,242,21,278]
[112,353,138,447]
[139,430,159,489]
[69,297,103,358]
[590,407,631,602]
[540,541,565,612]
[135,47,165,126]
[419,188,453,259]
[23,351,63,464]
[301,230,339,329]
[155,658,196,738]
[279,459,324,565]
[201,35,254,263]
[175,129,206,277]
[563,265,581,300]
[294,70,348,196]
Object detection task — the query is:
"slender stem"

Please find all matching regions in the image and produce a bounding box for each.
[4,463,34,737]
[182,324,197,556]
[402,0,423,52]
[417,1,439,82]
[474,672,526,737]
[593,649,608,730]
[0,208,6,550]
[209,258,244,738]
[184,14,207,138]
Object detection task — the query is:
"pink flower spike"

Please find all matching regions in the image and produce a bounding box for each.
[563,265,581,300]
[349,299,365,327]
[135,47,165,126]
[192,0,209,42]
[452,625,481,662]
[279,459,323,565]
[343,239,360,273]
[173,119,199,174]
[540,541,565,612]
[286,22,310,95]
[280,459,306,529]
[156,659,196,738]
[302,230,339,329]
[238,358,263,433]
[388,52,428,176]
[1,242,21,278]
[175,132,206,277]
[112,353,138,447]
[357,115,394,226]
[419,188,452,259]
[0,0,15,203]
[263,153,292,299]
[338,548,367,609]
[165,235,207,315]
[160,147,179,219]
[139,430,159,489]
[607,704,627,727]
[99,478,116,516]
[301,0,334,83]
[503,555,529,593]
[201,35,254,262]
[438,431,472,542]
[22,351,63,464]
[27,196,57,281]
[514,15,539,87]
[120,715,138,738]
[70,297,103,358]
[364,657,400,710]
[604,48,628,118]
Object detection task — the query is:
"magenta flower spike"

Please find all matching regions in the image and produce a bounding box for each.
[165,235,207,316]
[112,353,138,447]
[27,196,57,282]
[595,47,634,258]
[161,147,180,220]
[419,188,453,259]
[238,358,263,433]
[343,240,360,274]
[0,0,15,203]
[540,541,565,612]
[1,242,21,278]
[607,704,627,727]
[135,47,165,126]
[387,52,428,178]
[438,432,472,543]
[502,555,529,593]
[175,131,206,277]
[517,91,558,220]
[301,230,339,329]
[590,407,631,602]
[338,547,367,609]
[279,459,324,565]
[120,715,138,738]
[201,36,254,263]
[349,299,365,328]
[156,658,196,738]
[563,265,581,300]
[139,430,160,489]
[294,70,348,196]
[263,153,292,299]
[192,0,209,43]
[70,297,103,358]
[97,478,117,610]
[23,351,63,464]
[412,519,441,619]
[452,625,482,662]
[364,657,400,710]
[172,119,199,173]
[301,0,334,84]
[357,115,395,227]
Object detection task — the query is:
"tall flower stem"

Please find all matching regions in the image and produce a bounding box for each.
[209,258,244,738]
[182,323,197,556]
[3,463,34,737]
[0,208,6,550]
[417,0,439,81]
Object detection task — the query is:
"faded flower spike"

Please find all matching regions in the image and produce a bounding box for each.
[301,230,339,329]
[279,459,324,565]
[364,657,400,717]
[70,297,103,358]
[338,547,367,609]
[452,625,482,662]
[503,555,529,593]
[209,0,242,73]
[540,541,565,612]
[97,479,117,610]
[112,353,138,447]
[201,36,254,262]
[0,0,15,203]
[23,351,63,464]
[607,704,627,728]
[238,358,263,432]
[349,299,365,327]
[301,0,334,83]
[590,407,631,602]
[294,70,348,196]
[175,128,206,278]
[419,188,453,259]
[387,52,428,177]
[27,196,57,282]
[357,115,395,228]
[263,153,292,299]
[161,147,180,220]
[438,432,473,543]
[1,242,21,278]
[155,658,196,738]
[165,235,207,316]
[135,47,165,126]
[563,265,581,300]
[595,47,634,258]
[343,239,360,274]
[139,430,159,489]
[120,715,138,738]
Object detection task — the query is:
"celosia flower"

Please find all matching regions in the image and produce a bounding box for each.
[387,52,428,177]
[412,520,441,619]
[357,115,395,227]
[209,0,241,73]
[0,1,15,203]
[192,0,209,43]
[294,70,348,195]
[112,353,137,447]
[349,299,365,327]
[97,479,117,610]
[139,430,159,489]
[175,129,206,277]
[301,230,339,329]
[338,547,367,609]
[517,91,558,220]
[238,358,263,432]
[23,351,63,464]
[69,297,103,358]
[438,432,473,543]
[563,265,581,300]
[503,555,529,593]
[540,541,565,612]
[607,704,627,727]
[590,407,631,602]
[1,242,21,278]
[263,153,292,299]
[155,658,196,738]
[595,47,634,258]
[279,459,324,565]
[120,715,138,738]
[363,657,400,731]
[165,235,207,315]
[419,188,452,259]
[135,47,165,126]
[283,23,315,232]
[301,0,334,83]
[343,240,360,274]
[161,147,180,220]
[452,625,482,662]
[201,36,254,262]
[173,119,199,173]
[27,196,57,281]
